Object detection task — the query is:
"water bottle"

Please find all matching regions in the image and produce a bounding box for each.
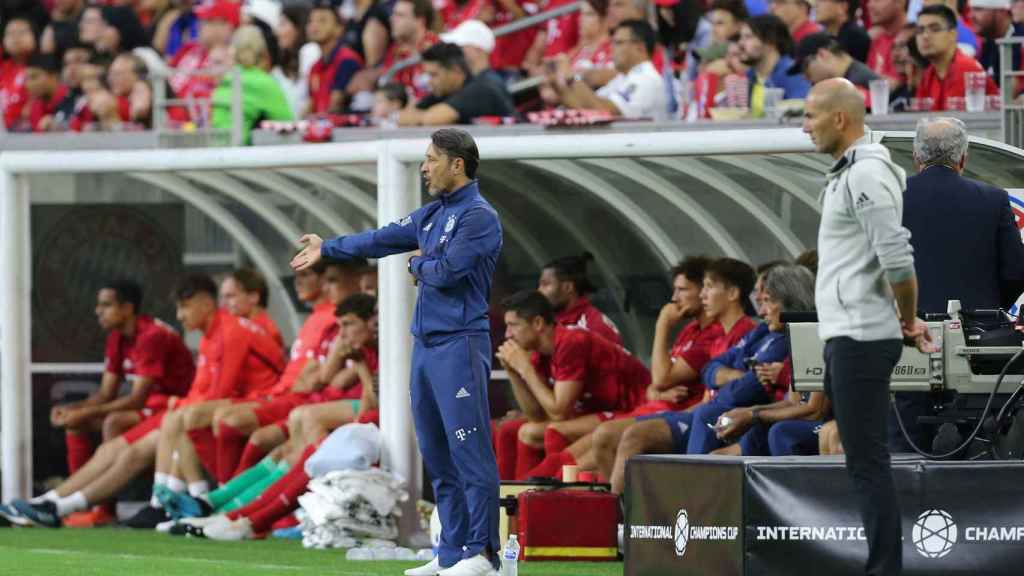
[501,534,520,576]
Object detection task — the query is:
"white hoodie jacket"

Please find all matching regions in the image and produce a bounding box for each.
[816,133,916,342]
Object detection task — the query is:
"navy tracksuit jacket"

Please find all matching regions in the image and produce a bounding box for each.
[322,180,502,567]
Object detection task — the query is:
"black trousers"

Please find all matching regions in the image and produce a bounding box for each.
[824,336,903,576]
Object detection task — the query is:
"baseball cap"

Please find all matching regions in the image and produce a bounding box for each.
[195,0,242,27]
[440,20,496,53]
[787,31,837,75]
[969,0,1010,8]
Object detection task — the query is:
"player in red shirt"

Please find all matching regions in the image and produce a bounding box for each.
[915,4,998,110]
[866,0,908,84]
[600,257,756,494]
[306,2,364,115]
[1,17,37,130]
[22,54,67,132]
[168,0,238,102]
[496,291,650,480]
[538,252,622,345]
[48,279,193,529]
[9,275,285,529]
[219,267,283,348]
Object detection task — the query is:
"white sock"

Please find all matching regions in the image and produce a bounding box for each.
[150,494,163,509]
[188,481,210,498]
[30,490,58,504]
[166,476,186,494]
[55,492,88,517]
[154,473,169,487]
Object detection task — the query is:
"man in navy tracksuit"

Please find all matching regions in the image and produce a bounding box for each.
[291,129,502,576]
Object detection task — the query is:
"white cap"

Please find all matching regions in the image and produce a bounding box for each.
[245,0,282,28]
[969,0,1010,9]
[440,20,495,53]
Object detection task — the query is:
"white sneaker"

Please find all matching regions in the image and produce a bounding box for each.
[181,515,226,528]
[438,554,499,576]
[204,517,254,541]
[404,556,443,576]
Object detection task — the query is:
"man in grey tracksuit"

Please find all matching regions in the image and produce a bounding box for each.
[803,78,935,576]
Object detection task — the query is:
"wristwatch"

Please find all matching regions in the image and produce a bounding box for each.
[750,406,762,423]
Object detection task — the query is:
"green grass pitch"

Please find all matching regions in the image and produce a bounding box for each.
[0,528,624,576]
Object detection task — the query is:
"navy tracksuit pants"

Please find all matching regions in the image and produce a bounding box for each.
[410,334,500,568]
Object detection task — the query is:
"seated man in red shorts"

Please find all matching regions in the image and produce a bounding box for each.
[219,267,284,348]
[49,279,195,527]
[2,274,284,529]
[157,259,363,494]
[495,290,649,480]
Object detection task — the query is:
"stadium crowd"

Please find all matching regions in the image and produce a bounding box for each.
[0,0,1021,137]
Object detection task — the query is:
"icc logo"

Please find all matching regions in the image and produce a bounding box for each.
[674,509,689,557]
[912,509,958,559]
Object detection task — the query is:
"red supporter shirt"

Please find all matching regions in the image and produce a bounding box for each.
[264,300,338,397]
[791,19,822,43]
[26,84,68,132]
[530,325,650,416]
[570,37,613,72]
[555,297,622,346]
[104,315,196,410]
[436,0,490,30]
[169,43,216,100]
[381,32,439,99]
[251,310,284,348]
[180,310,285,406]
[491,1,538,70]
[867,31,898,82]
[309,40,364,114]
[916,50,998,111]
[0,60,27,129]
[69,95,131,132]
[542,0,580,58]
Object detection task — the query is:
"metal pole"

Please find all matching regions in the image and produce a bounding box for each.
[153,73,166,134]
[376,142,423,543]
[1,170,32,500]
[231,67,244,147]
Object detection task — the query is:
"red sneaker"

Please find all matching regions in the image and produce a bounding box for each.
[64,506,116,528]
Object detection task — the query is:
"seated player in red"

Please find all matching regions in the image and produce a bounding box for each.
[49,279,194,527]
[3,274,285,529]
[219,267,283,348]
[495,290,649,480]
[157,294,381,539]
[159,259,362,493]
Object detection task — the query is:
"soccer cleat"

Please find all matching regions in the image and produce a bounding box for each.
[154,485,210,520]
[181,514,229,528]
[64,506,116,528]
[12,500,61,528]
[404,556,444,576]
[437,554,499,576]
[271,525,303,540]
[0,502,32,527]
[203,517,253,541]
[123,505,169,529]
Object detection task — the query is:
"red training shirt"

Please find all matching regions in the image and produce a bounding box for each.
[262,300,338,398]
[104,315,196,410]
[251,309,284,348]
[555,296,622,346]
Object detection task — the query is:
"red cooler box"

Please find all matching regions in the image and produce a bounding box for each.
[516,489,619,561]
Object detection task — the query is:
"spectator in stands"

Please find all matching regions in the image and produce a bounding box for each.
[107,52,153,128]
[600,257,758,494]
[4,275,284,530]
[1,16,37,130]
[96,5,147,56]
[815,0,871,62]
[273,4,318,117]
[306,0,363,115]
[210,25,293,144]
[496,291,649,480]
[709,265,829,456]
[972,0,1024,87]
[1015,0,1024,22]
[342,0,391,68]
[538,1,615,108]
[398,42,516,125]
[525,0,583,75]
[443,20,497,78]
[40,0,84,58]
[142,0,185,53]
[710,0,750,47]
[790,33,881,95]
[160,1,201,58]
[548,19,669,120]
[923,0,981,57]
[371,82,408,125]
[349,0,438,101]
[49,280,195,528]
[169,0,239,103]
[866,0,908,83]
[219,267,283,347]
[656,0,708,71]
[916,4,998,109]
[890,23,928,109]
[769,0,822,42]
[55,40,92,122]
[21,54,67,132]
[740,14,811,116]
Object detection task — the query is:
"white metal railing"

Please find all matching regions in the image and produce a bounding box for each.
[998,37,1024,148]
[152,66,244,147]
